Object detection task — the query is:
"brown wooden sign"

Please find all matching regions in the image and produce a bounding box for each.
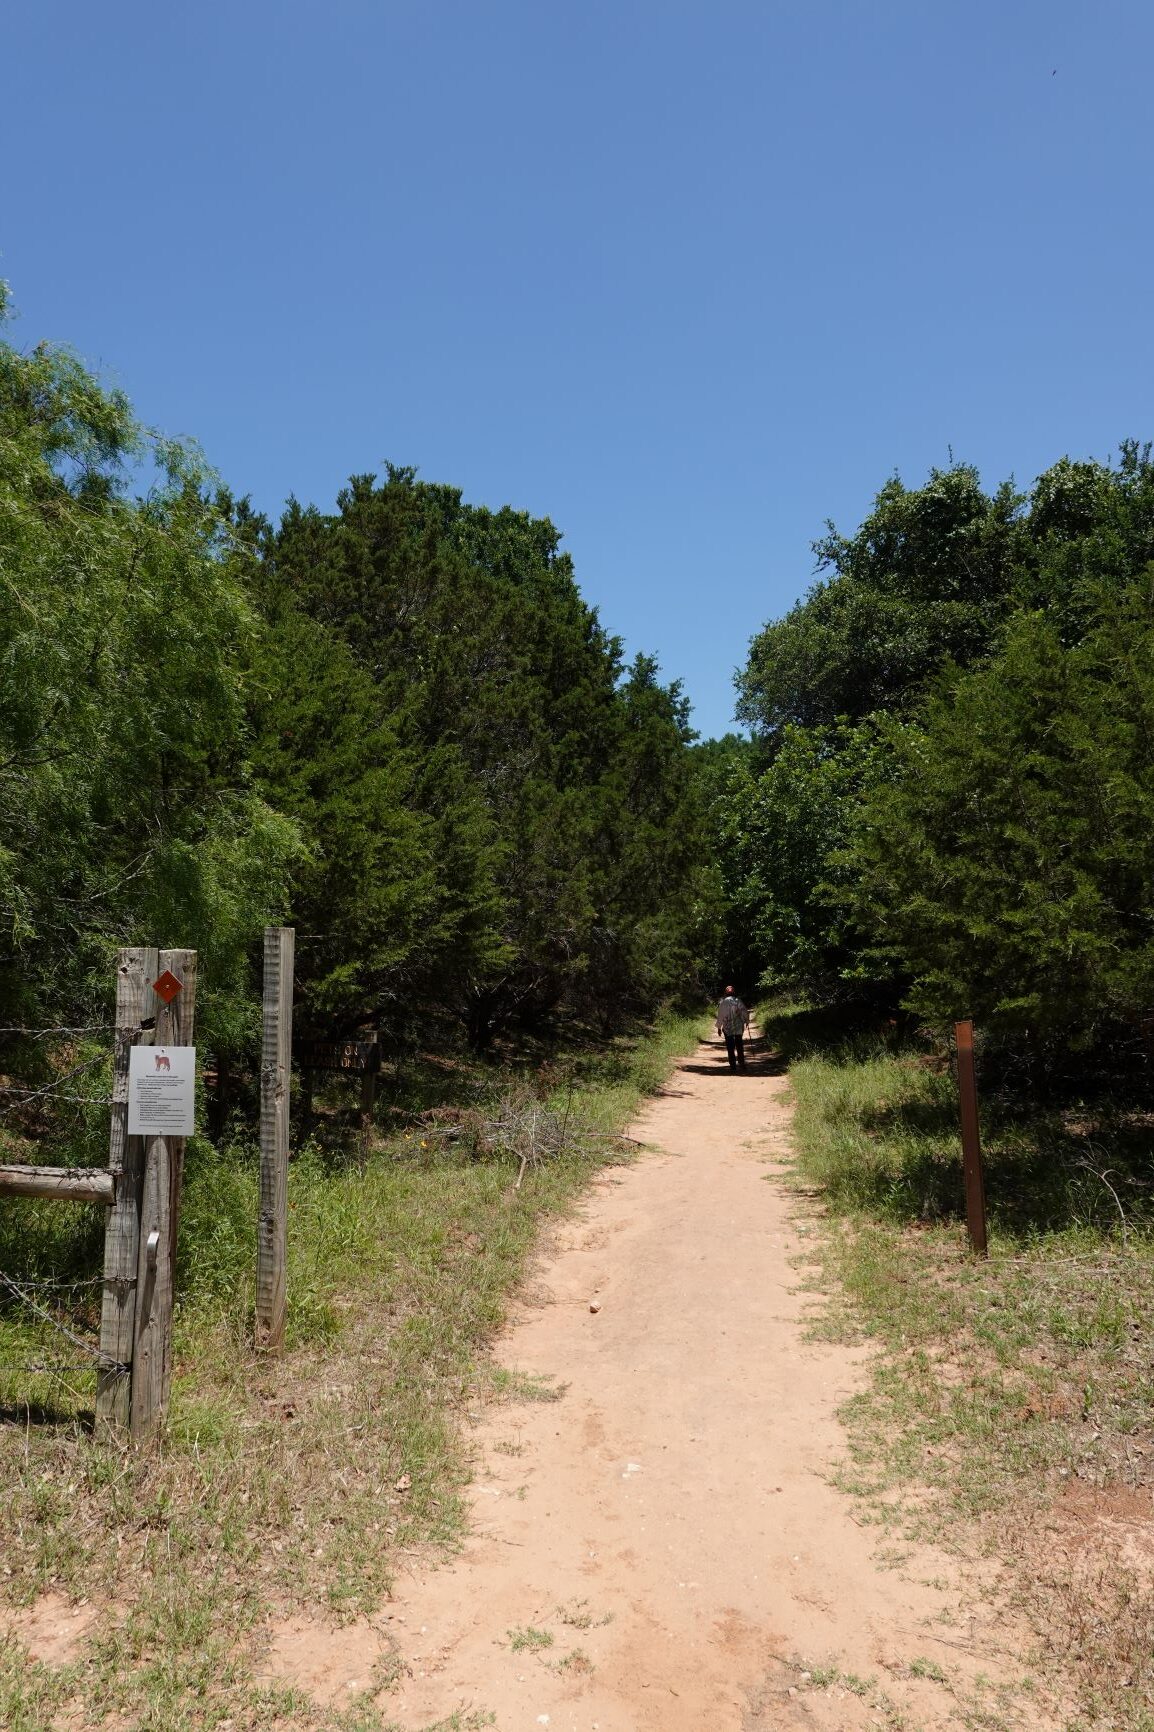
[296,1039,380,1074]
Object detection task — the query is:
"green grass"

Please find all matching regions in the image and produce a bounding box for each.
[0,1007,705,1731]
[506,1624,553,1654]
[546,1008,707,1135]
[763,1001,1154,1731]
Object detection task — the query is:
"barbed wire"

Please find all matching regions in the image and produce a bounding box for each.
[0,1091,113,1106]
[0,1272,104,1291]
[0,1025,112,1039]
[0,1024,121,1388]
[0,1049,114,1111]
[0,1270,126,1373]
[0,1360,97,1376]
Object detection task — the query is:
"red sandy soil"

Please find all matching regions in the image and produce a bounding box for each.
[269,1030,1049,1730]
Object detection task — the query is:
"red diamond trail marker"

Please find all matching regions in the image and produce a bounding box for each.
[152,970,183,1005]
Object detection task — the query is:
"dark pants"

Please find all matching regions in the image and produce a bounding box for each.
[723,1031,746,1071]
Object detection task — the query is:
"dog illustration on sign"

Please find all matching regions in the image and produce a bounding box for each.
[154,1053,171,1072]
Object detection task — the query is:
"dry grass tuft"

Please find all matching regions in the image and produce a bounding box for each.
[771,1002,1154,1731]
[0,1010,705,1730]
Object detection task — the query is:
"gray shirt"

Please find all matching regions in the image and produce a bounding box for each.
[716,996,748,1035]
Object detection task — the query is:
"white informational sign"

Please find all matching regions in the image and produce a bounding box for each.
[128,1046,197,1137]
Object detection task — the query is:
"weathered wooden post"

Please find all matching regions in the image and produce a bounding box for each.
[130,950,196,1437]
[954,1018,988,1258]
[96,947,196,1441]
[256,926,294,1349]
[96,947,155,1437]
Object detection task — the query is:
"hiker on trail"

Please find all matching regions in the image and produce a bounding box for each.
[716,986,750,1072]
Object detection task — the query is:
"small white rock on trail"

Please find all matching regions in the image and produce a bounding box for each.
[378,1033,1039,1731]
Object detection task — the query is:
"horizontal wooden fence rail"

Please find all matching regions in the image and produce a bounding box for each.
[0,1164,114,1204]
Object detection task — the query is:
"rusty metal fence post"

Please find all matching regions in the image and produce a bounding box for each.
[954,1018,988,1258]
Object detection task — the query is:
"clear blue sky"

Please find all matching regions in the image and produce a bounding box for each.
[3,1,1150,738]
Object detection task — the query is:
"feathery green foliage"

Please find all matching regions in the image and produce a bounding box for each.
[251,467,717,1044]
[0,306,299,1043]
[726,445,1154,1074]
[0,296,713,1066]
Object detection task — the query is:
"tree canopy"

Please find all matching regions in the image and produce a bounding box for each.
[254,469,717,1044]
[0,295,715,1060]
[721,444,1154,1073]
[0,298,298,1045]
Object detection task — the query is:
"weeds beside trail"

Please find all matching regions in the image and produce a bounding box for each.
[765,1002,1154,1732]
[0,1010,704,1732]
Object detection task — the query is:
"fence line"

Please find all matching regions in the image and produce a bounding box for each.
[0,1091,114,1106]
[0,1025,113,1039]
[1,1027,116,1393]
[0,1362,101,1375]
[0,1273,104,1290]
[0,1044,113,1105]
[1,944,308,1435]
[0,1270,126,1373]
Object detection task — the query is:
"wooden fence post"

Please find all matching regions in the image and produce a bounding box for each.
[129,949,196,1439]
[96,947,156,1438]
[955,1018,988,1258]
[257,926,294,1349]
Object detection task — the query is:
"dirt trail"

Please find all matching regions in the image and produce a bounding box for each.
[303,1035,1043,1730]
